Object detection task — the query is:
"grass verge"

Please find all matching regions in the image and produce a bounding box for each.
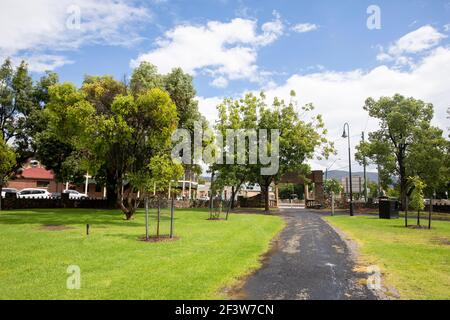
[324,215,450,300]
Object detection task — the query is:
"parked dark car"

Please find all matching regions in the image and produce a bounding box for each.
[1,188,18,199]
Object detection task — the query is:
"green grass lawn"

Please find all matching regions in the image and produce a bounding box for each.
[0,208,284,300]
[324,215,450,300]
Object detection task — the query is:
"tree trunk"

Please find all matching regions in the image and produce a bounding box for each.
[264,189,269,213]
[120,204,135,220]
[428,197,432,230]
[209,170,215,219]
[119,197,136,220]
[230,185,236,209]
[117,177,135,220]
[226,197,232,220]
[405,196,408,228]
[105,170,118,209]
[399,161,407,211]
[263,182,270,213]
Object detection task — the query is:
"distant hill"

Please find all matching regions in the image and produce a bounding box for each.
[325,170,378,182]
[200,175,211,182]
[202,171,378,183]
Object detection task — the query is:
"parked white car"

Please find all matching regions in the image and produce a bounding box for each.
[18,188,51,199]
[63,190,88,200]
[1,188,18,198]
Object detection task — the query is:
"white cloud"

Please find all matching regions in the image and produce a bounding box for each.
[131,14,284,87]
[11,55,74,73]
[198,46,450,171]
[389,25,446,55]
[377,25,447,67]
[291,23,318,33]
[0,0,150,71]
[210,76,229,88]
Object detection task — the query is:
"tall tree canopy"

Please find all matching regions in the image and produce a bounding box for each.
[0,58,58,180]
[132,63,206,183]
[214,94,260,208]
[215,91,333,212]
[356,94,449,208]
[36,62,204,214]
[44,80,179,219]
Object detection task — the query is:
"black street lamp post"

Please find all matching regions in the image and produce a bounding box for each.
[342,123,354,216]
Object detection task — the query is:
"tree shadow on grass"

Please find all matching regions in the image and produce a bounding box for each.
[0,209,142,228]
[105,232,180,242]
[0,209,180,229]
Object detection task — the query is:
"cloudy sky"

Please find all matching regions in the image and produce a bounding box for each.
[1,0,449,173]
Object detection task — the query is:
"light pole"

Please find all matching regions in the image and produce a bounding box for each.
[342,123,354,216]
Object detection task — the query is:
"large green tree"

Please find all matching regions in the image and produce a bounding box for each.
[130,62,202,128]
[0,59,42,169]
[80,75,128,206]
[0,59,58,191]
[33,73,86,186]
[100,88,179,219]
[214,94,260,208]
[81,64,203,208]
[44,83,179,219]
[356,94,449,209]
[256,92,333,212]
[37,63,204,209]
[132,63,206,188]
[41,82,97,184]
[215,91,333,212]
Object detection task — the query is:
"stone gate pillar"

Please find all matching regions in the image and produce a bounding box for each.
[311,170,324,205]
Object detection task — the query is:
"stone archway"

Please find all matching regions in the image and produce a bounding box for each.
[279,170,324,207]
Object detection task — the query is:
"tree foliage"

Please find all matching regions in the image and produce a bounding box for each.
[356,94,449,209]
[215,91,333,212]
[44,84,179,219]
[0,58,61,192]
[324,178,343,197]
[36,62,203,218]
[367,181,379,199]
[278,183,305,200]
[408,176,426,213]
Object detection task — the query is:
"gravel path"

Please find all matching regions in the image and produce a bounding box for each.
[241,208,377,300]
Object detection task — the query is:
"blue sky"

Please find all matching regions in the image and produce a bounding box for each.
[1,0,449,172]
[33,0,450,93]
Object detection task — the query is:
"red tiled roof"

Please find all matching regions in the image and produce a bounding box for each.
[19,167,54,180]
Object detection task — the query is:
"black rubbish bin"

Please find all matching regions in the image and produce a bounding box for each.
[379,198,399,219]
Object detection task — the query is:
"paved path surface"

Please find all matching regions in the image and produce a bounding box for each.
[241,209,377,300]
